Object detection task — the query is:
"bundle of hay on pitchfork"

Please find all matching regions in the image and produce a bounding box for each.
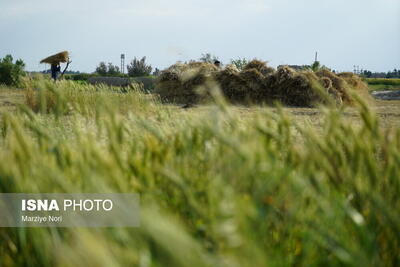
[40,51,71,81]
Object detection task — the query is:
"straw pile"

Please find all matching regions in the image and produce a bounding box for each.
[155,60,371,107]
[40,51,69,64]
[243,59,275,76]
[156,62,219,103]
[266,67,329,106]
[337,72,373,103]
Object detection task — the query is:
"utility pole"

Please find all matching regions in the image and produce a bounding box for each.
[315,51,318,62]
[121,54,125,74]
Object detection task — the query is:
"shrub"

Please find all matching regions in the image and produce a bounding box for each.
[0,54,26,87]
[65,73,95,81]
[231,58,249,71]
[199,53,219,63]
[127,57,153,77]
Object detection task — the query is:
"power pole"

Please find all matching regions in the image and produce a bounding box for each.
[315,51,318,62]
[121,54,125,74]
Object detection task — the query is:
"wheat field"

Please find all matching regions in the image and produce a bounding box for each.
[0,78,399,266]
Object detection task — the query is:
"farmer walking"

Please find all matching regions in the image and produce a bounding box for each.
[51,63,61,81]
[40,51,70,81]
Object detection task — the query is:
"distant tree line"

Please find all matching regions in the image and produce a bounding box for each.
[95,57,156,77]
[361,69,400,79]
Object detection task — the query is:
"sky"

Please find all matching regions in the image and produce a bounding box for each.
[0,0,399,73]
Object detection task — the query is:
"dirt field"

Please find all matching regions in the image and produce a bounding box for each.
[1,89,399,129]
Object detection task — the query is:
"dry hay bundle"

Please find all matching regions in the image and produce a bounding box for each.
[244,59,276,76]
[155,61,371,107]
[318,76,342,105]
[338,72,369,90]
[316,70,372,104]
[224,64,240,73]
[266,66,327,107]
[238,69,270,101]
[315,69,353,104]
[155,62,219,103]
[216,61,274,103]
[215,68,248,102]
[40,51,69,65]
[337,72,372,103]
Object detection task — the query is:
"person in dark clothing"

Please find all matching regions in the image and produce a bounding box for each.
[214,60,221,68]
[51,63,61,81]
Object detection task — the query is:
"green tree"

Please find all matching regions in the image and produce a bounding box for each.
[230,58,249,71]
[107,63,120,75]
[311,61,321,72]
[153,68,161,76]
[0,55,25,87]
[95,62,107,75]
[95,62,120,76]
[199,53,219,63]
[127,57,152,77]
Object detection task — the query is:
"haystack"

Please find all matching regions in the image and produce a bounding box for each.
[215,61,275,103]
[155,62,218,103]
[40,51,69,65]
[338,72,369,90]
[337,72,372,102]
[155,61,372,107]
[315,69,353,104]
[244,59,275,76]
[215,68,248,102]
[266,66,328,107]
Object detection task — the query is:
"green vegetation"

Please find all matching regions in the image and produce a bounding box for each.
[361,69,400,79]
[64,73,95,81]
[127,56,153,77]
[365,78,400,91]
[0,55,25,87]
[231,58,249,71]
[0,78,399,266]
[131,76,157,91]
[199,53,219,63]
[366,78,400,86]
[64,73,156,91]
[95,62,121,76]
